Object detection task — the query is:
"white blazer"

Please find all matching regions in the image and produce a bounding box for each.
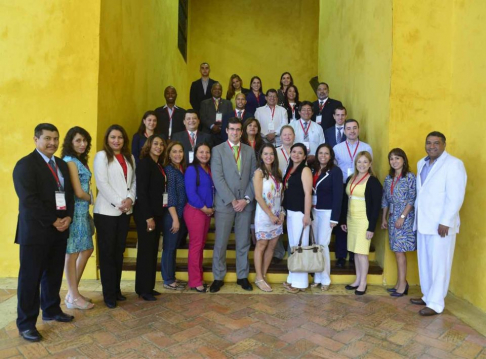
[414,151,467,235]
[93,151,136,216]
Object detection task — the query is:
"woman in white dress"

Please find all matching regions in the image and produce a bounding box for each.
[253,144,284,292]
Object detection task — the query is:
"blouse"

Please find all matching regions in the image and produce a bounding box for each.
[185,165,214,209]
[165,164,187,218]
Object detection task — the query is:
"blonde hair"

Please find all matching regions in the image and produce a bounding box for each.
[352,151,375,179]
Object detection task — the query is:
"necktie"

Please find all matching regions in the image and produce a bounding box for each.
[319,101,324,111]
[303,121,309,141]
[190,132,196,149]
[237,110,242,119]
[233,146,241,172]
[336,126,343,143]
[49,159,63,190]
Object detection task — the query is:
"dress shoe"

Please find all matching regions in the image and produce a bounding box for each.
[19,328,42,342]
[42,312,74,322]
[419,307,439,316]
[139,293,157,301]
[152,290,162,296]
[386,287,397,293]
[104,300,117,309]
[336,258,345,268]
[116,294,127,301]
[355,286,367,295]
[345,284,358,290]
[410,298,426,305]
[210,280,224,293]
[237,278,253,291]
[391,283,409,297]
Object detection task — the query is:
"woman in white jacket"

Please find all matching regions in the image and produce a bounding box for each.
[94,125,136,309]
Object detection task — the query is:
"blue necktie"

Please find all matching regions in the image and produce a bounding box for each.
[336,127,343,144]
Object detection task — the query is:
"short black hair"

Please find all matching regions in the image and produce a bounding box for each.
[34,123,58,138]
[344,119,359,128]
[185,109,199,118]
[334,106,347,114]
[265,88,278,96]
[426,131,446,143]
[317,82,329,89]
[228,117,242,127]
[299,101,314,111]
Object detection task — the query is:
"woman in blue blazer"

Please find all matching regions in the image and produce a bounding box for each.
[245,76,266,114]
[311,143,343,291]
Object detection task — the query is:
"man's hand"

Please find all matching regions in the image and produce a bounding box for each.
[53,218,63,229]
[232,199,247,212]
[56,217,72,232]
[211,124,221,134]
[438,224,449,237]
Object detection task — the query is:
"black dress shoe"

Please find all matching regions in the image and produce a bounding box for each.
[139,293,157,301]
[336,258,345,268]
[210,280,224,293]
[387,287,397,293]
[19,328,42,342]
[237,278,253,291]
[116,294,127,301]
[345,284,358,290]
[42,312,74,322]
[355,286,367,295]
[391,283,409,297]
[152,290,162,296]
[104,300,117,309]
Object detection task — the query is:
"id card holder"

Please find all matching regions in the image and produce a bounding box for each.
[312,194,317,207]
[268,122,275,132]
[316,115,322,125]
[303,141,310,153]
[162,192,168,207]
[188,151,194,164]
[55,191,67,210]
[215,112,222,123]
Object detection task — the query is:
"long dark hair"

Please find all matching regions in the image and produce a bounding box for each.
[189,142,212,187]
[137,111,158,136]
[284,143,308,186]
[312,143,335,174]
[226,74,243,100]
[279,72,294,90]
[163,141,186,169]
[103,124,134,168]
[241,117,263,153]
[61,126,92,166]
[250,76,263,94]
[140,134,166,163]
[257,144,282,182]
[285,84,300,105]
[388,148,410,178]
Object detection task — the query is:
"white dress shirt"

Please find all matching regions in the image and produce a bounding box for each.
[289,119,325,155]
[254,104,288,147]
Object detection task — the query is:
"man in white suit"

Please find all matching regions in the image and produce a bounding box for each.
[410,131,467,316]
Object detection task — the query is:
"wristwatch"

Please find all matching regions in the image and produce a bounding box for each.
[400,214,406,219]
[244,196,251,204]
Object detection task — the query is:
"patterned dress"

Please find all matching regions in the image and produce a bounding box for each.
[255,169,283,240]
[381,172,417,252]
[63,156,94,254]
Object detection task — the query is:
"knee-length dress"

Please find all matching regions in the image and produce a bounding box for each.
[382,172,417,252]
[254,169,283,240]
[63,156,94,254]
[346,180,371,255]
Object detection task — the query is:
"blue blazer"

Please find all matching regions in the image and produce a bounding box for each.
[245,92,266,114]
[324,125,347,148]
[220,110,254,142]
[313,166,343,223]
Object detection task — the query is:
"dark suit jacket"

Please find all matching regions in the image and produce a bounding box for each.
[134,156,167,220]
[285,101,301,121]
[220,110,254,142]
[313,166,343,222]
[154,105,186,140]
[171,130,214,162]
[199,98,233,133]
[245,91,266,114]
[324,125,347,148]
[13,150,74,245]
[190,78,217,112]
[311,98,343,131]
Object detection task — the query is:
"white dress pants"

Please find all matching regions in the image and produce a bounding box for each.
[312,209,332,285]
[417,232,456,313]
[287,210,310,289]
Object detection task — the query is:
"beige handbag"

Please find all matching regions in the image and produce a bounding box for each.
[287,226,325,273]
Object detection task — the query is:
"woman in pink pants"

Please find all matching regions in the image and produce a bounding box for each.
[183,143,214,292]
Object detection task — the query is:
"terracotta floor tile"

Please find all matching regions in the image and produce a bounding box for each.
[452,340,483,359]
[338,339,375,358]
[0,347,20,359]
[278,338,317,357]
[332,327,366,344]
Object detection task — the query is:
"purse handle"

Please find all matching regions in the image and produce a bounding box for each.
[297,225,316,247]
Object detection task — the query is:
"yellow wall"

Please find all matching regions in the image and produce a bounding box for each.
[0,1,101,277]
[98,0,189,149]
[188,0,319,103]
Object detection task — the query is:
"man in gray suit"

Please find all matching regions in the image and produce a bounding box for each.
[200,82,233,145]
[210,118,256,292]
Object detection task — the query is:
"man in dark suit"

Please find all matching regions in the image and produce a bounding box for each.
[171,110,214,164]
[221,93,254,142]
[13,123,75,342]
[200,82,233,145]
[312,82,343,131]
[154,86,186,140]
[189,62,217,112]
[324,106,347,148]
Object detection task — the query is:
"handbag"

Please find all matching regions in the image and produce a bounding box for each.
[88,213,95,236]
[287,226,325,273]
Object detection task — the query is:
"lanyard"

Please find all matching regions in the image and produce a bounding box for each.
[46,161,62,190]
[313,171,320,188]
[187,131,197,148]
[255,93,260,105]
[213,98,220,111]
[350,173,369,196]
[157,163,167,192]
[227,140,241,164]
[270,106,275,121]
[166,107,174,138]
[283,167,293,189]
[319,100,326,112]
[281,148,289,164]
[300,119,311,137]
[269,174,281,193]
[345,140,360,162]
[390,175,401,195]
[235,109,244,118]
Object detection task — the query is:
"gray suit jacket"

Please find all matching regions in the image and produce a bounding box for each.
[200,98,233,133]
[211,142,256,212]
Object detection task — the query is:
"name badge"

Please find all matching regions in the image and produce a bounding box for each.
[215,112,222,123]
[163,192,168,207]
[347,167,354,178]
[55,191,67,210]
[188,151,194,164]
[316,115,322,124]
[268,122,275,132]
[312,194,317,206]
[303,141,310,153]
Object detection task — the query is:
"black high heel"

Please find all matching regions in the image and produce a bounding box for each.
[391,283,409,297]
[355,285,367,295]
[345,284,359,290]
[386,287,397,293]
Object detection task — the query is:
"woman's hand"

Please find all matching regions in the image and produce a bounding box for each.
[146,218,155,232]
[278,212,285,224]
[381,219,388,230]
[330,222,337,229]
[270,214,279,225]
[366,231,374,240]
[395,217,405,229]
[341,224,347,232]
[170,218,180,233]
[303,215,311,227]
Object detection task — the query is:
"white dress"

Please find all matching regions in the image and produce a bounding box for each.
[254,169,283,240]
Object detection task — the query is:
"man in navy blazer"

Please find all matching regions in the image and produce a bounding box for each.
[312,82,343,131]
[221,93,254,142]
[324,106,347,147]
[13,123,75,342]
[189,62,218,112]
[154,86,186,140]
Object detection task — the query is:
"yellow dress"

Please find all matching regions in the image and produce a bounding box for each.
[346,179,371,255]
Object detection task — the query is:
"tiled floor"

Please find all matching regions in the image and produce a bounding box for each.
[1,280,485,358]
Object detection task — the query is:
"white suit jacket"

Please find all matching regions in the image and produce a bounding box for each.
[93,151,137,216]
[414,151,467,235]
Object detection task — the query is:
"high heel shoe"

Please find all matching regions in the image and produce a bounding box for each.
[355,286,367,295]
[390,283,409,297]
[386,287,397,293]
[345,284,359,290]
[65,296,95,310]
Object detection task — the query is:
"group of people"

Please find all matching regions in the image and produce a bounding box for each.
[13,63,467,343]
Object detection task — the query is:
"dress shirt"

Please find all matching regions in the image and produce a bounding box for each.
[185,165,214,209]
[254,104,288,147]
[420,156,439,184]
[202,79,209,94]
[335,125,344,143]
[318,98,328,108]
[36,149,65,189]
[289,119,325,155]
[333,140,373,183]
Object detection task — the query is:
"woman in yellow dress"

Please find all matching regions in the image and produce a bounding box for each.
[340,151,382,295]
